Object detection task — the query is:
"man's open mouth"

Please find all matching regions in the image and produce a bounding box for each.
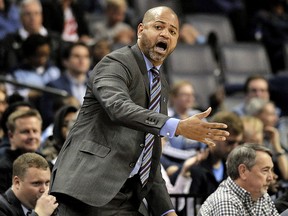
[155,41,167,52]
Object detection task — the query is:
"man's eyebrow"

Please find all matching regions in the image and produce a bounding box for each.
[155,20,178,31]
[261,165,273,170]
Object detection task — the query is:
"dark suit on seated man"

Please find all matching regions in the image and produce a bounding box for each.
[0,153,58,216]
[49,6,229,216]
[40,42,90,128]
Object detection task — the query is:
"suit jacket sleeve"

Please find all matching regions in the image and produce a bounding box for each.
[90,52,170,135]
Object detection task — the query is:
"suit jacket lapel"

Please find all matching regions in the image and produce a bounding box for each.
[159,69,169,115]
[131,45,150,97]
[131,44,169,114]
[5,188,25,216]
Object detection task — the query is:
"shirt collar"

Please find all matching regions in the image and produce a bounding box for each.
[65,71,87,85]
[19,26,48,40]
[227,177,258,203]
[141,52,161,72]
[21,204,31,215]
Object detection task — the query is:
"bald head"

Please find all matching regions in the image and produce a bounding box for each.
[137,6,179,66]
[142,6,179,26]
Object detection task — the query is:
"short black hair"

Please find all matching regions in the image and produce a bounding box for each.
[244,75,268,93]
[22,34,51,57]
[62,42,90,60]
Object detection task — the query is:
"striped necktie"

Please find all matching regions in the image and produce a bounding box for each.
[26,209,32,216]
[139,67,161,186]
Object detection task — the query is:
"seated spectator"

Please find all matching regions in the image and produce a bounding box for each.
[0,153,58,215]
[0,100,32,155]
[198,144,279,215]
[42,0,92,44]
[0,0,61,73]
[6,34,61,106]
[245,98,288,180]
[0,109,42,193]
[241,116,281,197]
[161,81,205,173]
[40,42,89,127]
[0,0,20,40]
[188,111,244,203]
[113,24,135,45]
[233,75,280,116]
[41,105,78,164]
[48,42,90,104]
[241,115,264,143]
[90,0,135,45]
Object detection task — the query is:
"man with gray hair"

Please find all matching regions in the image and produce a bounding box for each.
[0,0,60,72]
[198,143,280,215]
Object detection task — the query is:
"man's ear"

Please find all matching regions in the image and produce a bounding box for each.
[238,164,248,180]
[8,130,13,140]
[62,59,69,69]
[137,23,144,39]
[13,176,21,190]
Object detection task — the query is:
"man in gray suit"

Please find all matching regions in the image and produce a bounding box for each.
[50,6,229,216]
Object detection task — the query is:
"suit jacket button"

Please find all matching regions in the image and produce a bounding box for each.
[129,162,135,168]
[140,143,145,148]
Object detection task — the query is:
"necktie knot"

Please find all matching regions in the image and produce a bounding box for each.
[150,67,159,78]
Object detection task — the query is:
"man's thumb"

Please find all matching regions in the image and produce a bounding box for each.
[196,107,212,119]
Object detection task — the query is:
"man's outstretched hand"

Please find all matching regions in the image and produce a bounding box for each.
[175,107,229,147]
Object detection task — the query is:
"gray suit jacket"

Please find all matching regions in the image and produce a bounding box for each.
[50,45,174,215]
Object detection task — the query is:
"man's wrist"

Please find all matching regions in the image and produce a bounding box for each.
[160,118,180,138]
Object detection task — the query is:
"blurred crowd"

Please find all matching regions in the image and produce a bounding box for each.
[0,0,288,215]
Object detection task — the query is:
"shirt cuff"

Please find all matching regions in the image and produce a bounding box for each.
[161,209,175,216]
[160,118,180,138]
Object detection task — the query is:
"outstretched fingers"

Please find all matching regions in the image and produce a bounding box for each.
[206,128,229,140]
[206,122,228,130]
[201,138,216,147]
[201,123,230,147]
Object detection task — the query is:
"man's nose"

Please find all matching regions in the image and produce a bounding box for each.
[39,183,49,193]
[39,185,46,193]
[267,171,273,181]
[27,130,38,138]
[160,28,170,38]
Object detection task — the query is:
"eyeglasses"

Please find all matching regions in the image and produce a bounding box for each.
[248,88,268,93]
